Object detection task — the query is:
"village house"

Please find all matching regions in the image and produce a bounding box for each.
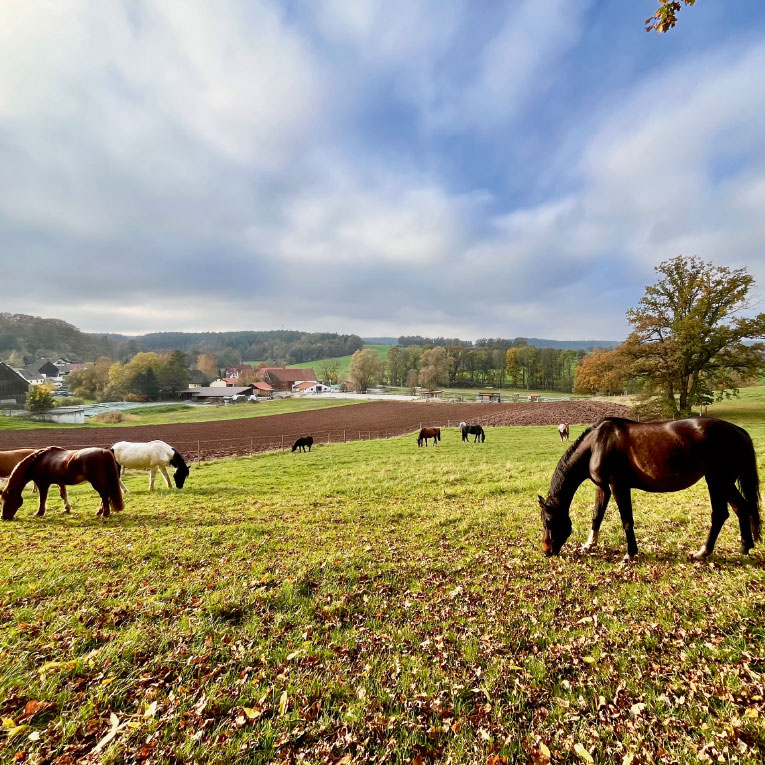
[225,364,254,379]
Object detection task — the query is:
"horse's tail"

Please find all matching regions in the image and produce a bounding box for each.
[106,451,124,512]
[738,431,761,543]
[480,428,485,443]
[109,447,122,476]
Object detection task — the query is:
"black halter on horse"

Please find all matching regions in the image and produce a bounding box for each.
[538,417,761,562]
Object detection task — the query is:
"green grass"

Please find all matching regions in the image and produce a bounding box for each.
[244,344,393,376]
[0,399,362,430]
[285,344,393,374]
[1,406,764,762]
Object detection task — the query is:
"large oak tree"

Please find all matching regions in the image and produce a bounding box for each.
[623,255,765,417]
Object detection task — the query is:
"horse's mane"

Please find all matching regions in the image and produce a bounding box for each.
[5,447,58,492]
[549,426,594,496]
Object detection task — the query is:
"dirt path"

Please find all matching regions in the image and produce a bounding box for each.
[0,399,629,460]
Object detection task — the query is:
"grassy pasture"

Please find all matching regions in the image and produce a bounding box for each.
[0,416,764,762]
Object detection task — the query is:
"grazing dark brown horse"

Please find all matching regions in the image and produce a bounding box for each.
[292,436,313,453]
[538,417,761,562]
[417,427,441,447]
[1,447,123,520]
[0,448,71,512]
[558,423,569,442]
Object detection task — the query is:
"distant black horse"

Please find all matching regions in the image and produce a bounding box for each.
[538,417,761,562]
[292,436,314,453]
[417,427,440,447]
[460,422,485,443]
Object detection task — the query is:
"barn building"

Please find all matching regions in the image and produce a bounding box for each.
[0,361,30,407]
[258,367,319,391]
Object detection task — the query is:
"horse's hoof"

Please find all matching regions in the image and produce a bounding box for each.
[740,545,753,556]
[580,544,594,553]
[621,554,637,564]
[35,512,44,518]
[690,549,709,562]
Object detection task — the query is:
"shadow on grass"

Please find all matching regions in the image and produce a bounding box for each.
[568,546,762,568]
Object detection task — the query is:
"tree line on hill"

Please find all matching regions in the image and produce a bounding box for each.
[112,330,363,366]
[0,314,117,364]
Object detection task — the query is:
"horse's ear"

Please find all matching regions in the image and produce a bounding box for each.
[537,495,546,509]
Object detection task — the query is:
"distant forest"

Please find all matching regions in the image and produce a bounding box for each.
[398,335,621,351]
[0,314,117,362]
[0,316,363,367]
[117,330,364,365]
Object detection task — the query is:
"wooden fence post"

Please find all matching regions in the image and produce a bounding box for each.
[197,440,200,461]
[281,435,284,451]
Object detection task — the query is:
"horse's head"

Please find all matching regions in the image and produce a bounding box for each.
[1,487,23,521]
[173,464,190,488]
[170,450,190,488]
[538,495,572,556]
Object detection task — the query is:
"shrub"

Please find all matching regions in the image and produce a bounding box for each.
[92,411,124,424]
[25,385,54,412]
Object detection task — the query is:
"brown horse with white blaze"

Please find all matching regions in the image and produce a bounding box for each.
[538,417,760,562]
[1,446,123,520]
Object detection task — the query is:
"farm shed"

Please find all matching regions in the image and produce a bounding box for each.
[180,385,254,402]
[0,361,30,407]
[30,406,85,425]
[252,381,274,397]
[292,381,331,394]
[259,367,319,391]
[476,392,501,402]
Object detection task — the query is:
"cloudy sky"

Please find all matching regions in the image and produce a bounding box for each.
[2,1,765,340]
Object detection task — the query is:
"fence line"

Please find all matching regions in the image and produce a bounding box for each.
[17,421,471,458]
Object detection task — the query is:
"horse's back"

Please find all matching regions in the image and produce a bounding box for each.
[111,440,174,468]
[591,416,752,489]
[0,449,37,478]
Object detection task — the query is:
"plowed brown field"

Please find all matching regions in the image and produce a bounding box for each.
[0,400,629,460]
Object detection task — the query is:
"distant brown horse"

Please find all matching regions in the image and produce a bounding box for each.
[417,427,441,447]
[0,448,71,512]
[558,423,569,442]
[538,417,761,562]
[1,447,123,520]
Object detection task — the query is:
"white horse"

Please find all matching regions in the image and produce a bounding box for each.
[110,441,190,492]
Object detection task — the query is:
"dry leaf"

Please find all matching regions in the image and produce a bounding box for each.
[573,743,595,763]
[278,690,288,717]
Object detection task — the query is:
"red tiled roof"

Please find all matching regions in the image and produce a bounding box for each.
[253,382,273,391]
[262,367,317,383]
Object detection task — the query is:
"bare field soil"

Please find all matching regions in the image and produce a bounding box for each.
[0,399,629,460]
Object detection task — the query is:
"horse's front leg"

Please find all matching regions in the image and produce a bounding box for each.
[58,484,71,513]
[149,469,157,491]
[159,465,172,489]
[35,483,50,517]
[612,484,638,562]
[581,485,611,552]
[692,480,730,561]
